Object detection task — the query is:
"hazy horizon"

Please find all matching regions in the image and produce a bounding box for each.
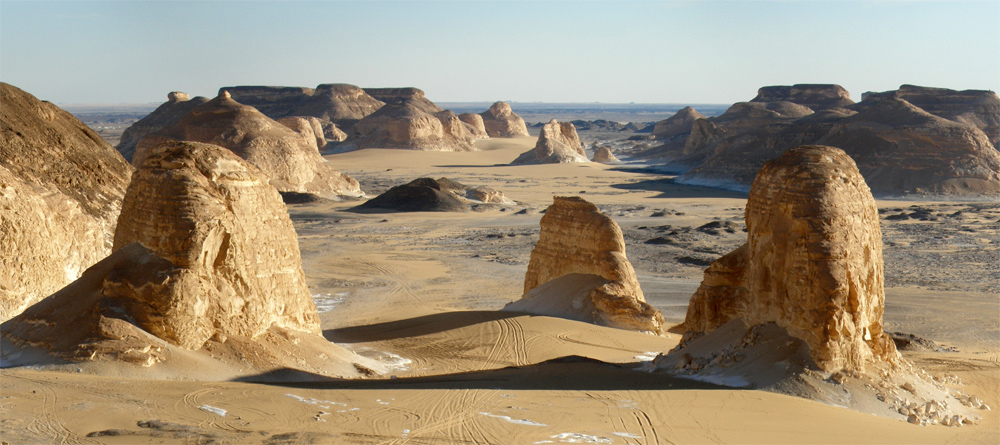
[2,1,998,106]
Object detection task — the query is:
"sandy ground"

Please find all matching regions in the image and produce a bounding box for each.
[2,137,997,444]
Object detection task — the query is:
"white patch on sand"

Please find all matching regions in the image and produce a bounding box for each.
[311,292,347,313]
[285,393,347,407]
[547,433,613,443]
[198,405,227,417]
[479,412,547,426]
[633,351,659,361]
[613,432,643,438]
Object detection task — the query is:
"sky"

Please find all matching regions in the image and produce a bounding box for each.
[1,0,998,105]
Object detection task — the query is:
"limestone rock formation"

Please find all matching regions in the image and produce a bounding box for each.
[355,177,511,212]
[222,86,316,117]
[116,91,209,161]
[0,83,133,321]
[683,146,898,372]
[322,120,348,142]
[652,106,706,139]
[459,113,490,139]
[292,84,385,128]
[347,99,476,152]
[751,84,855,110]
[134,91,361,199]
[480,102,530,137]
[861,85,999,148]
[592,145,620,163]
[364,88,441,112]
[278,116,327,149]
[511,119,587,165]
[504,197,665,334]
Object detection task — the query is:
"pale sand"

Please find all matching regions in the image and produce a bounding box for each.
[2,137,997,443]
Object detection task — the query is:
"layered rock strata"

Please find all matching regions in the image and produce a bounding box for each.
[117,91,210,162]
[861,85,999,148]
[480,101,530,137]
[348,99,476,151]
[505,197,665,334]
[511,119,587,164]
[751,84,855,110]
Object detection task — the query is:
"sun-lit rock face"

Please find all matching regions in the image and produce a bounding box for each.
[117,91,210,162]
[0,82,133,321]
[652,106,706,139]
[506,196,665,334]
[751,84,855,110]
[862,84,1000,148]
[348,100,476,151]
[511,119,587,165]
[684,146,898,372]
[111,140,321,349]
[277,116,327,150]
[458,113,489,139]
[480,101,530,137]
[133,91,361,199]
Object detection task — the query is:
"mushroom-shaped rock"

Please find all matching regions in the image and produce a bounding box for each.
[0,83,133,321]
[683,146,899,372]
[652,106,706,139]
[504,197,665,334]
[592,145,620,163]
[134,92,361,199]
[511,119,587,165]
[480,101,530,137]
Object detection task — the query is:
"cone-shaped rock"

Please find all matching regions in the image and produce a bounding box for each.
[592,145,620,163]
[511,119,587,165]
[652,106,705,139]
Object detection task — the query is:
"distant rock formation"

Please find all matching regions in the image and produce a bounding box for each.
[220,86,316,117]
[683,146,898,372]
[116,91,209,161]
[354,177,511,212]
[652,106,705,139]
[751,84,855,110]
[0,83,133,321]
[480,102,530,137]
[224,84,385,132]
[347,97,477,151]
[134,91,362,199]
[511,119,587,165]
[458,113,489,139]
[504,197,665,334]
[592,145,620,163]
[861,84,999,148]
[277,116,327,150]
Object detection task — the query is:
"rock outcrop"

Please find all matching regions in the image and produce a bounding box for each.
[116,91,209,161]
[504,197,665,334]
[480,102,530,137]
[683,146,898,372]
[134,91,361,199]
[347,99,476,152]
[277,116,327,150]
[592,145,620,163]
[0,83,133,321]
[511,119,587,165]
[221,86,316,117]
[861,85,999,148]
[652,106,705,139]
[355,177,511,212]
[224,84,385,132]
[751,84,855,110]
[458,113,490,139]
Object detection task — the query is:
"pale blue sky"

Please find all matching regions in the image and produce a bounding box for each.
[1,0,997,105]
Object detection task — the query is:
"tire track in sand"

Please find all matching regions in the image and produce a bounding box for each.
[14,375,88,445]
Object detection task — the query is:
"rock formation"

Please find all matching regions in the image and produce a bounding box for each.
[278,116,327,149]
[459,113,490,139]
[480,101,530,137]
[504,197,665,334]
[511,119,587,165]
[221,86,316,117]
[0,83,133,321]
[861,85,999,148]
[592,145,620,163]
[751,84,855,110]
[683,146,898,372]
[347,99,477,152]
[116,91,209,161]
[134,91,362,199]
[652,106,705,139]
[224,84,385,132]
[355,177,511,212]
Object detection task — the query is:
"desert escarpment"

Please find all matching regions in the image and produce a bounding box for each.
[480,101,530,137]
[683,146,897,372]
[751,84,855,110]
[0,83,134,321]
[116,91,210,162]
[511,119,587,165]
[134,91,361,199]
[505,197,665,334]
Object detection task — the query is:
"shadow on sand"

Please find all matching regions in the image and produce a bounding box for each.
[325,311,524,343]
[610,176,748,199]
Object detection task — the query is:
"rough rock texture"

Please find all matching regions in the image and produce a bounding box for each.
[347,100,476,151]
[862,85,999,148]
[458,113,490,139]
[134,91,361,199]
[683,146,899,372]
[355,177,510,212]
[592,145,620,163]
[364,88,441,112]
[511,119,587,165]
[111,140,321,349]
[321,120,348,142]
[291,84,385,128]
[507,197,665,334]
[0,83,133,321]
[752,84,855,110]
[221,86,315,118]
[652,106,706,139]
[480,102,530,137]
[117,91,210,161]
[277,116,327,149]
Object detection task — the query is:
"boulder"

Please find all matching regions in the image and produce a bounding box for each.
[0,83,133,321]
[751,84,855,110]
[134,91,362,199]
[480,101,530,137]
[505,197,665,334]
[592,145,620,163]
[458,113,490,139]
[347,99,476,151]
[511,119,587,165]
[683,146,899,372]
[117,91,210,161]
[652,106,705,139]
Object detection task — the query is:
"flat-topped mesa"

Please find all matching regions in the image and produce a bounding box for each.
[0,83,133,321]
[134,91,362,199]
[752,84,855,110]
[652,106,705,139]
[221,85,315,117]
[511,119,587,165]
[111,140,321,348]
[861,84,999,148]
[117,91,210,162]
[504,197,665,334]
[684,146,899,373]
[480,101,530,137]
[347,99,476,151]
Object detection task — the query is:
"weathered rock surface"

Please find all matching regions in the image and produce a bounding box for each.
[355,177,511,212]
[480,102,530,137]
[291,84,385,127]
[134,91,361,199]
[222,86,316,117]
[683,146,899,372]
[592,145,620,163]
[751,84,855,110]
[505,197,665,334]
[458,113,490,139]
[277,116,327,150]
[116,91,209,161]
[652,106,706,139]
[511,119,587,165]
[0,83,133,321]
[862,85,999,148]
[347,99,476,152]
[112,140,321,348]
